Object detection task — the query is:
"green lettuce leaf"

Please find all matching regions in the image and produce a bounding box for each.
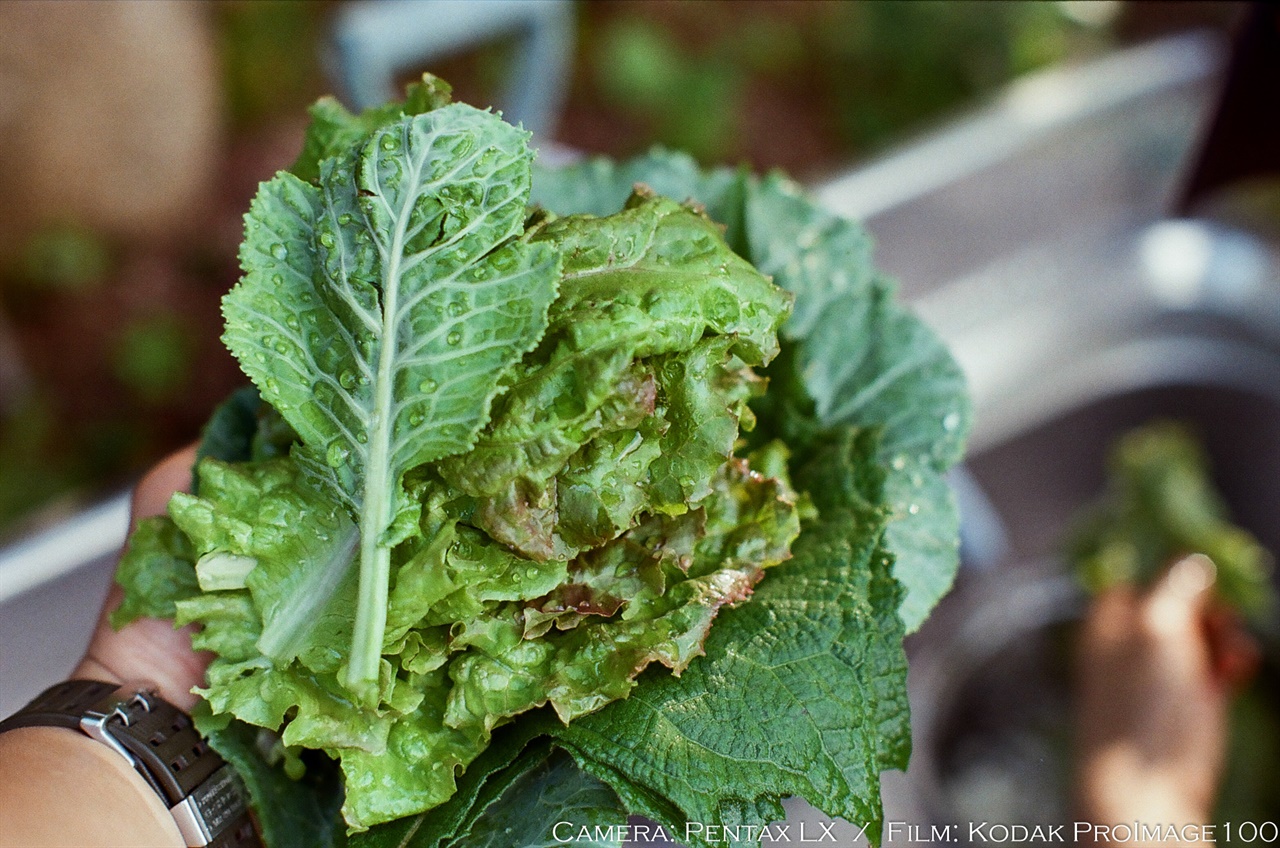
[348,731,554,848]
[291,75,454,183]
[533,152,969,633]
[111,515,199,627]
[193,705,347,848]
[225,100,561,700]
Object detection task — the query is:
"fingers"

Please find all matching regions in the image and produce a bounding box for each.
[1145,554,1217,639]
[1079,586,1141,663]
[1162,554,1217,601]
[1144,554,1260,692]
[1074,555,1236,825]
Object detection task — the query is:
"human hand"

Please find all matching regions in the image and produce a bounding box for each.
[73,445,209,710]
[1074,555,1259,835]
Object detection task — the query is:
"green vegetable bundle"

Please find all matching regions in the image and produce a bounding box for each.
[115,77,970,848]
[1069,421,1276,620]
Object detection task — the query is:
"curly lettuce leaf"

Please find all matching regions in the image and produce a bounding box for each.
[433,193,786,563]
[535,427,905,848]
[193,706,347,848]
[225,102,561,700]
[532,151,969,633]
[111,516,199,627]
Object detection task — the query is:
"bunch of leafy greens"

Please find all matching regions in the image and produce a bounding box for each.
[1068,421,1276,621]
[114,77,970,848]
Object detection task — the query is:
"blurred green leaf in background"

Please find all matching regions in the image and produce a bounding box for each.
[569,0,1114,175]
[111,313,197,405]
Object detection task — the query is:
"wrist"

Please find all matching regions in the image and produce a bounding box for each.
[0,725,185,847]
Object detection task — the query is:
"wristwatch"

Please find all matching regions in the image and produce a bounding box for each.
[0,679,261,848]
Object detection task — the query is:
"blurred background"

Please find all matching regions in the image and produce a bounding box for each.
[3,1,1278,845]
[0,0,1237,538]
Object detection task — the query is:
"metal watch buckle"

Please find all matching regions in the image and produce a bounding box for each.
[78,686,154,768]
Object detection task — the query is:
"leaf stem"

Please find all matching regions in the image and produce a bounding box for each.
[341,131,417,704]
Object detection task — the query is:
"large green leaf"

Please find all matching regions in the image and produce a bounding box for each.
[457,753,627,848]
[225,103,561,699]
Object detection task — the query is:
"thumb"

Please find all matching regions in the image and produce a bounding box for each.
[1147,554,1217,635]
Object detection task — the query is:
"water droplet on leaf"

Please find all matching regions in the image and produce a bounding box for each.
[270,244,288,260]
[327,443,350,467]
